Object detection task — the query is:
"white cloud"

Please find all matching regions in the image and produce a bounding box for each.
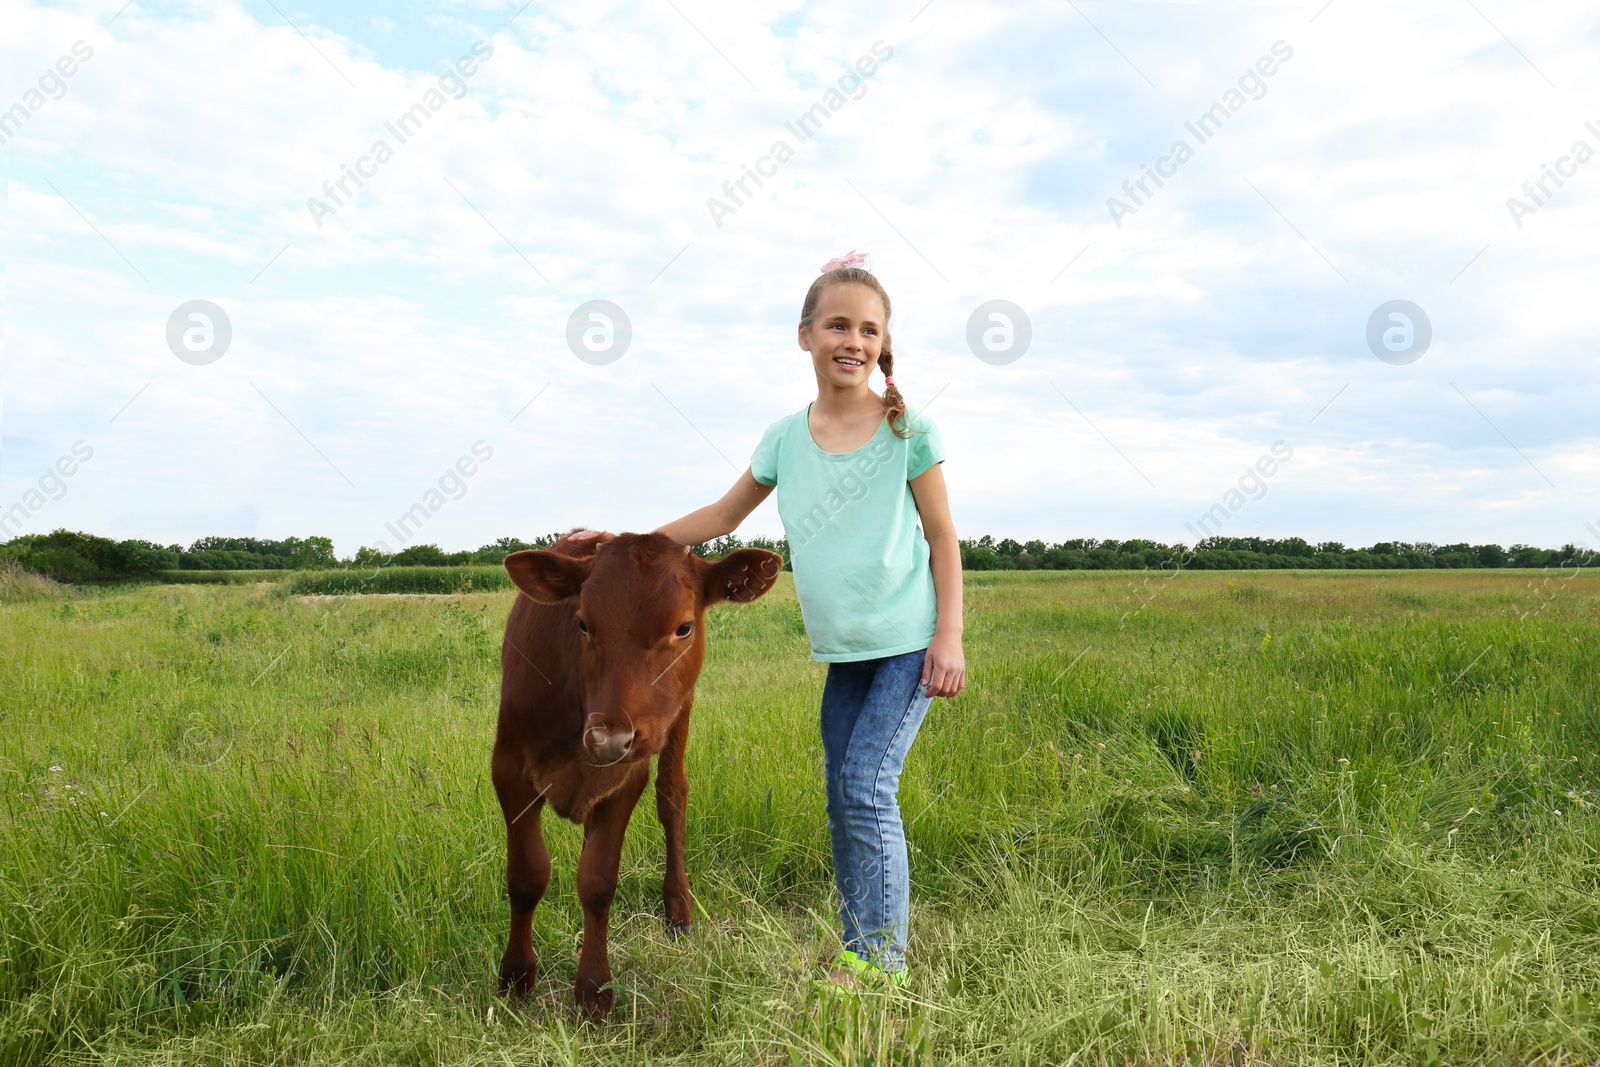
[2,0,1596,553]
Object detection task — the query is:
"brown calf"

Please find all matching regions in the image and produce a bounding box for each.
[493,529,783,1018]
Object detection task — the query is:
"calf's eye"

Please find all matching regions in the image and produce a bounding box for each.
[576,619,588,635]
[675,621,693,638]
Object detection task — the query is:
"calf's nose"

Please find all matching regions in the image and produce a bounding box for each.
[584,726,636,763]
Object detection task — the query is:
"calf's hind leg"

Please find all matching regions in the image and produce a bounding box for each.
[495,770,551,998]
[574,765,649,1019]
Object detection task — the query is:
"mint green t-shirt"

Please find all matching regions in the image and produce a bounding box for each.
[750,403,945,663]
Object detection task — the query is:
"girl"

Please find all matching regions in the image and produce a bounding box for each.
[582,253,965,986]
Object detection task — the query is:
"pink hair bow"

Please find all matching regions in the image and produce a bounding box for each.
[821,250,869,272]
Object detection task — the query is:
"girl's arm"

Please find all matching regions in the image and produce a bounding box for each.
[909,463,965,698]
[653,467,774,545]
[565,468,771,547]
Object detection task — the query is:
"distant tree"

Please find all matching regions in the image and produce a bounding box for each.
[1474,544,1507,567]
[1560,544,1595,568]
[0,529,174,580]
[392,544,450,566]
[9,527,1585,576]
[282,535,338,569]
[1041,546,1088,569]
[478,536,542,560]
[1509,544,1545,568]
[698,534,744,559]
[961,542,1012,570]
[352,545,392,568]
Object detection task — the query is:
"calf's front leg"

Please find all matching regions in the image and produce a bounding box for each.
[494,767,550,999]
[655,709,694,935]
[574,765,649,1019]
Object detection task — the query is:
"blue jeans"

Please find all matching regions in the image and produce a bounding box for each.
[819,646,933,972]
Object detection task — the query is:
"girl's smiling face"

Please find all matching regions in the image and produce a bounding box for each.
[799,283,886,391]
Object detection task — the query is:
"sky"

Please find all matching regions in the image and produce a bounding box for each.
[2,0,1597,557]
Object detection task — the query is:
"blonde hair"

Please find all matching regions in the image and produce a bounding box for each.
[799,267,911,439]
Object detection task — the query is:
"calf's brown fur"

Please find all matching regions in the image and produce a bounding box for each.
[493,529,783,1017]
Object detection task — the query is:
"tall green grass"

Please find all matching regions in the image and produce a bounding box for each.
[2,570,1597,1064]
[287,565,511,596]
[150,570,297,586]
[0,560,66,604]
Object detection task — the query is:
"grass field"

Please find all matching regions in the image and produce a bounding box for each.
[3,568,1598,1065]
[151,571,298,586]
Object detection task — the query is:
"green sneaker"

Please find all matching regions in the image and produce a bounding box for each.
[828,949,909,989]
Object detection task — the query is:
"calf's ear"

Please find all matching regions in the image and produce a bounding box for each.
[701,548,785,606]
[504,550,593,602]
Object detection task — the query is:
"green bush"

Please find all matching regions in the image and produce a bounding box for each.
[0,529,175,580]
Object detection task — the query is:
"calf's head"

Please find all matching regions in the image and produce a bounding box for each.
[504,533,783,764]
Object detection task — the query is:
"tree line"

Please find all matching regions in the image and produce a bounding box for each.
[957,535,1596,572]
[3,528,1594,582]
